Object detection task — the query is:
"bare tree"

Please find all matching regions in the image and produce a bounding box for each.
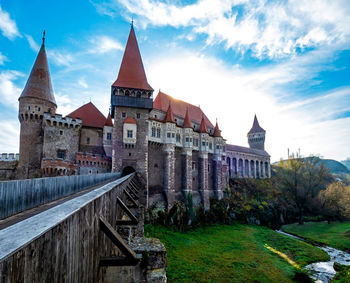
[276,154,331,224]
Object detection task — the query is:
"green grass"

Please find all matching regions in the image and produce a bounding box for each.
[282,221,350,252]
[145,224,329,282]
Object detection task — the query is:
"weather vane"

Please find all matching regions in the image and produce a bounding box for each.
[42,30,46,44]
[131,16,134,27]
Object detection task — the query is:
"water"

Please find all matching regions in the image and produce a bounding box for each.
[276,230,350,283]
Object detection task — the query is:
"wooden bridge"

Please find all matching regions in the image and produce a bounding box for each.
[0,173,166,282]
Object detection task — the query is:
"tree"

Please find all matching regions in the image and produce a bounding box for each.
[275,154,332,224]
[319,182,350,221]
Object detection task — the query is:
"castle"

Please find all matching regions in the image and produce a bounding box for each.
[0,26,271,209]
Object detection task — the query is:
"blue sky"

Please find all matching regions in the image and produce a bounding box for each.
[0,0,349,162]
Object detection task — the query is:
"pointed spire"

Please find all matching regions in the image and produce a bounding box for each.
[199,116,208,134]
[105,113,113,127]
[248,114,265,134]
[213,119,221,137]
[112,26,153,91]
[164,103,175,123]
[183,107,192,128]
[19,32,56,106]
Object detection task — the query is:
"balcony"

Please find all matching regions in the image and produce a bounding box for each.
[111,95,153,110]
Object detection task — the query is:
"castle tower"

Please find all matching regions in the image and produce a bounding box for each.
[182,108,193,201]
[198,116,210,210]
[247,115,265,150]
[110,25,153,199]
[163,104,176,208]
[213,120,224,199]
[18,32,57,179]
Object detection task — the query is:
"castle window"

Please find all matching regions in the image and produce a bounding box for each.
[127,130,133,138]
[154,163,158,168]
[38,107,41,111]
[137,113,140,119]
[107,133,112,140]
[60,130,63,136]
[122,112,126,118]
[192,162,196,170]
[28,106,30,110]
[57,150,65,159]
[151,127,156,137]
[202,141,205,147]
[185,137,189,142]
[87,137,90,144]
[167,132,171,138]
[176,133,181,142]
[172,133,175,138]
[154,114,157,118]
[156,128,161,138]
[209,142,212,150]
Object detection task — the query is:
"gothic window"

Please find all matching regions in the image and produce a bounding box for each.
[107,133,112,140]
[127,130,133,138]
[137,113,140,119]
[176,133,181,142]
[202,141,205,147]
[59,130,63,136]
[156,128,161,138]
[151,127,156,137]
[209,142,212,149]
[87,137,90,144]
[57,150,65,159]
[185,137,189,142]
[122,112,126,118]
[172,133,175,138]
[167,132,171,138]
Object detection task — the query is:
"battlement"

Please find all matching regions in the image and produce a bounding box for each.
[41,158,79,176]
[43,113,82,128]
[75,152,111,168]
[0,153,19,161]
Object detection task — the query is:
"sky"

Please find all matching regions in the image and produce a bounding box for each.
[0,0,349,162]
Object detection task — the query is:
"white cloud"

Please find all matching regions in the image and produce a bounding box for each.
[111,0,350,59]
[78,78,88,88]
[0,5,20,40]
[0,120,20,153]
[47,50,74,67]
[0,70,24,108]
[0,51,7,65]
[146,50,350,161]
[25,34,40,51]
[89,35,123,54]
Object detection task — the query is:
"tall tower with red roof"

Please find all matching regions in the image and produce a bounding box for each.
[17,32,57,179]
[248,115,266,150]
[110,25,153,194]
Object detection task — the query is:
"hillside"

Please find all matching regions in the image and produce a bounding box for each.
[320,159,350,175]
[341,159,350,171]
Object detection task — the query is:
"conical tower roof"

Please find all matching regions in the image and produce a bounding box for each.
[105,113,113,127]
[199,116,209,134]
[248,115,265,134]
[19,33,56,106]
[183,108,192,128]
[112,26,153,91]
[213,120,221,137]
[164,104,175,123]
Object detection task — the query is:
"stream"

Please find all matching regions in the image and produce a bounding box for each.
[276,230,350,283]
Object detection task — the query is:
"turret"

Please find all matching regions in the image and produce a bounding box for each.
[17,31,57,178]
[199,116,209,152]
[247,115,265,150]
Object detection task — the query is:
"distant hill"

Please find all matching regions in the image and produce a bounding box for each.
[341,159,350,171]
[320,159,350,175]
[274,157,350,175]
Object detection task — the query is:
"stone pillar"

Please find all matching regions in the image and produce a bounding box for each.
[198,152,209,210]
[248,160,251,178]
[262,161,266,178]
[182,149,192,201]
[213,154,223,200]
[267,163,271,178]
[164,144,175,208]
[242,159,245,178]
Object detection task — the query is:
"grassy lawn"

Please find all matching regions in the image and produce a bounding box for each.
[282,221,350,252]
[145,224,329,282]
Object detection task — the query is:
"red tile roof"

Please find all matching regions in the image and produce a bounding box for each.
[105,113,113,127]
[124,117,137,124]
[183,108,192,128]
[248,115,265,134]
[164,104,175,123]
[153,91,214,129]
[19,40,56,106]
[112,26,153,91]
[68,102,106,128]
[213,120,221,137]
[199,116,209,134]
